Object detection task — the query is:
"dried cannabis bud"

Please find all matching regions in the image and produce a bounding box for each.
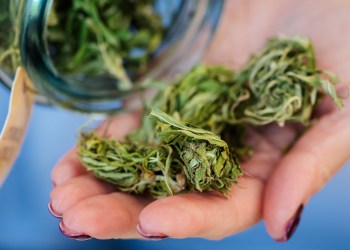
[235,36,343,126]
[79,132,185,199]
[0,0,164,90]
[79,109,241,198]
[78,36,343,199]
[155,65,248,135]
[152,109,242,196]
[47,0,164,89]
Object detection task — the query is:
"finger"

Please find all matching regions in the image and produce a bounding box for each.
[95,111,141,138]
[138,177,264,240]
[51,147,87,187]
[264,105,350,242]
[50,174,115,217]
[60,193,150,239]
[51,111,141,186]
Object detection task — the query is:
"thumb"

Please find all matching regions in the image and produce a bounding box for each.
[264,105,350,242]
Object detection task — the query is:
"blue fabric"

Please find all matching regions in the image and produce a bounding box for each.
[0,84,349,250]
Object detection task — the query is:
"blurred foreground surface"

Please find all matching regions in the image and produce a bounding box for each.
[0,85,349,250]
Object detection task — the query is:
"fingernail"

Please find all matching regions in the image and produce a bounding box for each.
[48,202,62,219]
[276,204,304,243]
[136,224,168,240]
[59,220,92,241]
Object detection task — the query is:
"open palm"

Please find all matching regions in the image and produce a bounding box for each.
[50,0,350,241]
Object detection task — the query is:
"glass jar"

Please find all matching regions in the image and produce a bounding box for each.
[0,0,224,114]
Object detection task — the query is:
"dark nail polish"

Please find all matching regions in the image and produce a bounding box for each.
[59,221,92,241]
[136,224,168,240]
[276,204,304,242]
[48,202,62,219]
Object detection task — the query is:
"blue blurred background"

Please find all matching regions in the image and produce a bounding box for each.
[0,84,349,250]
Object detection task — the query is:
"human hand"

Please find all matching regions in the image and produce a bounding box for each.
[49,0,350,241]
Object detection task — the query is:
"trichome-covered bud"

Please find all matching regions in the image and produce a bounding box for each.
[151,109,242,196]
[235,36,343,126]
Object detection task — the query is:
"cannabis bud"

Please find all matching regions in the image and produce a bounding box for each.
[78,109,242,198]
[47,0,164,90]
[155,65,243,134]
[0,0,164,90]
[235,36,343,126]
[151,109,242,196]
